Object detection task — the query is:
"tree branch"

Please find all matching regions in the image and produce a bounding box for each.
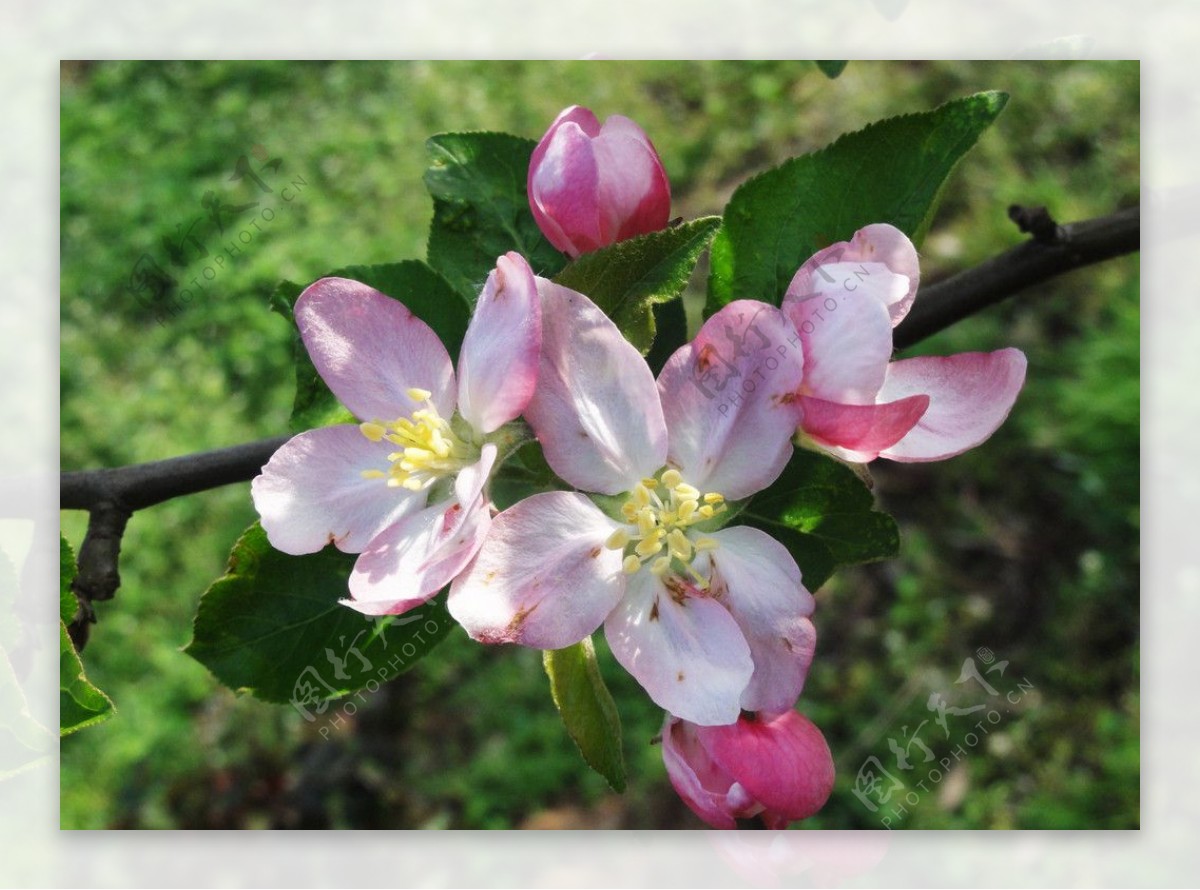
[61,435,291,513]
[893,205,1139,349]
[59,205,1140,645]
[61,434,290,648]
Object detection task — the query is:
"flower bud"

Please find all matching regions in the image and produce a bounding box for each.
[662,709,835,829]
[528,105,671,258]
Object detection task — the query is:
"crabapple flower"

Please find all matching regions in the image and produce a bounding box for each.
[662,709,835,830]
[251,252,540,616]
[528,105,671,258]
[449,282,815,726]
[783,223,1027,463]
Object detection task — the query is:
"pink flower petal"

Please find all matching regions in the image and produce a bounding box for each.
[528,120,602,257]
[877,348,1028,462]
[799,393,930,457]
[698,710,835,822]
[597,112,653,148]
[344,495,491,617]
[526,194,573,258]
[783,269,900,404]
[456,253,541,434]
[454,444,497,509]
[593,116,671,243]
[295,277,457,422]
[544,104,602,138]
[251,425,424,555]
[448,491,626,649]
[786,224,920,326]
[605,571,753,726]
[853,224,921,325]
[702,527,817,713]
[661,715,738,829]
[525,279,668,495]
[657,301,803,499]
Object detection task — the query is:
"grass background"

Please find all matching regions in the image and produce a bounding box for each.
[59,60,1139,829]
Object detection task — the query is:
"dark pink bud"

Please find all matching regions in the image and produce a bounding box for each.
[662,709,835,829]
[528,105,671,258]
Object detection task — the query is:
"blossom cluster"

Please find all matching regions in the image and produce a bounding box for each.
[252,106,1026,829]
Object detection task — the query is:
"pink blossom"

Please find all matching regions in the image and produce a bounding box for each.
[528,105,671,258]
[449,282,815,726]
[783,223,1027,462]
[251,253,540,616]
[663,709,835,829]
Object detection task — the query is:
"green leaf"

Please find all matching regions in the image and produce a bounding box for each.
[60,623,114,736]
[543,636,626,793]
[270,261,470,432]
[185,523,455,706]
[553,217,722,354]
[424,131,567,300]
[60,536,77,625]
[58,536,115,736]
[815,60,848,79]
[706,91,1008,314]
[740,449,899,590]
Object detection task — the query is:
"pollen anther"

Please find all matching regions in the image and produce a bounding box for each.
[358,390,475,492]
[608,468,726,581]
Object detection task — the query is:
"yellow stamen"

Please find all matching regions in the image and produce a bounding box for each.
[605,468,725,584]
[360,421,387,442]
[673,483,701,501]
[667,529,693,560]
[684,561,711,590]
[605,528,630,550]
[635,530,666,558]
[358,387,476,492]
[636,508,658,537]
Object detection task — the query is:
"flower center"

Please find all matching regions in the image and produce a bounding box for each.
[603,468,727,585]
[358,388,477,491]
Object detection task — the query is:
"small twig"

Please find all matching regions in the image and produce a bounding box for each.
[67,503,129,649]
[61,434,290,648]
[1006,204,1064,244]
[894,205,1139,349]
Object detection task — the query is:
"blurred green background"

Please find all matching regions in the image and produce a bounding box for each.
[59,60,1139,829]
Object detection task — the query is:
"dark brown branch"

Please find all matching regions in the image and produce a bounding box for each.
[60,435,291,513]
[61,434,290,648]
[893,205,1139,349]
[66,503,129,649]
